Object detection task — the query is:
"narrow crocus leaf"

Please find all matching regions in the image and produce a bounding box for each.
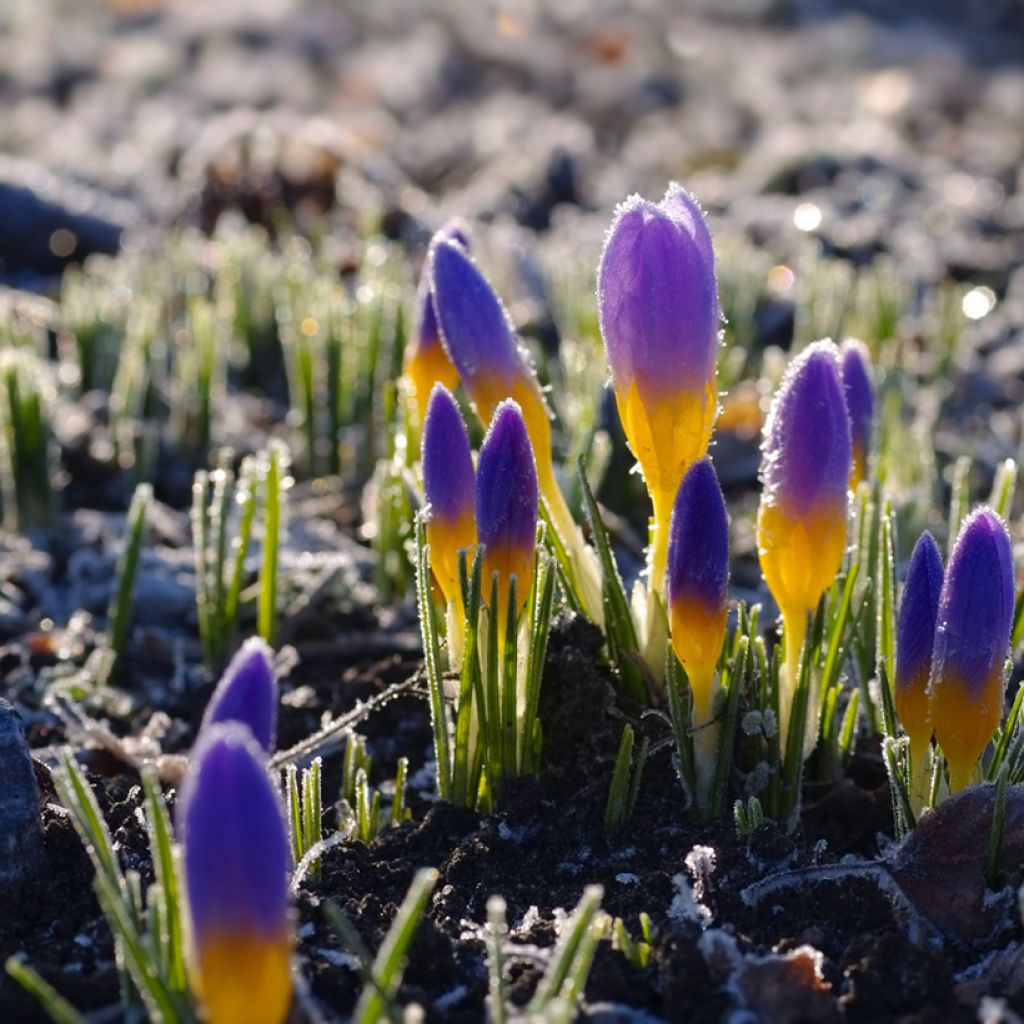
[840,339,874,489]
[597,183,719,591]
[757,340,851,747]
[404,220,470,422]
[476,401,538,624]
[666,458,729,724]
[179,724,292,1024]
[930,507,1014,793]
[422,383,477,608]
[894,531,943,752]
[200,638,278,754]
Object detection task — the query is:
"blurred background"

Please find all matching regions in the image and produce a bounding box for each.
[2,0,1023,575]
[2,0,1022,287]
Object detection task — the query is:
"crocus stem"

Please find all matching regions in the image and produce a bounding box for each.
[691,675,720,815]
[539,465,604,629]
[778,608,808,756]
[445,599,465,672]
[908,738,932,817]
[648,514,669,598]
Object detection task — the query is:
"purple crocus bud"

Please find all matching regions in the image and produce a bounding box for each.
[667,458,729,723]
[200,638,278,755]
[757,340,851,744]
[422,383,477,608]
[430,237,559,499]
[179,724,292,1024]
[597,183,719,592]
[894,532,943,752]
[475,400,539,624]
[929,507,1014,792]
[404,220,470,421]
[840,339,874,489]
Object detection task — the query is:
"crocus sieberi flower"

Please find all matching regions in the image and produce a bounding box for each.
[929,507,1013,793]
[757,340,851,748]
[598,184,719,594]
[475,400,538,629]
[422,383,477,612]
[200,638,278,754]
[840,339,873,490]
[430,236,602,625]
[667,458,729,727]
[894,531,943,756]
[404,220,470,425]
[179,724,292,1024]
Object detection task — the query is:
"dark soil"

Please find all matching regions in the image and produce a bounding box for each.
[5,615,1021,1022]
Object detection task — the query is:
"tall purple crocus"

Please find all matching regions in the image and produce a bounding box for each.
[840,339,873,489]
[929,507,1014,792]
[421,383,477,610]
[757,340,852,746]
[200,638,278,755]
[475,400,539,626]
[179,724,292,1024]
[597,183,720,592]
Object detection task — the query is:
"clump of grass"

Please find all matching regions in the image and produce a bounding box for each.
[0,347,58,532]
[324,867,438,1024]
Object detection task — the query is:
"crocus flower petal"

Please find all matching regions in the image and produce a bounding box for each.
[598,185,718,398]
[476,400,538,621]
[404,221,470,419]
[840,339,874,489]
[430,235,557,498]
[430,237,522,402]
[894,531,943,750]
[757,340,852,619]
[422,383,477,606]
[929,507,1014,791]
[597,183,720,589]
[200,638,278,754]
[667,458,729,719]
[179,724,292,1024]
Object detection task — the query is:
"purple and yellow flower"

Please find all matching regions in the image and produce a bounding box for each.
[422,383,477,611]
[200,638,278,754]
[403,220,470,425]
[839,339,873,490]
[179,724,292,1024]
[893,531,943,756]
[757,341,851,744]
[929,507,1013,793]
[597,184,719,593]
[667,458,729,728]
[475,400,538,627]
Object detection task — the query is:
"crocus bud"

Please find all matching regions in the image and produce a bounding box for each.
[431,235,604,626]
[422,383,477,609]
[929,508,1014,792]
[200,638,278,755]
[404,221,470,423]
[840,339,873,490]
[894,531,943,753]
[476,400,538,625]
[667,458,729,724]
[179,725,292,1024]
[597,184,719,592]
[757,340,851,747]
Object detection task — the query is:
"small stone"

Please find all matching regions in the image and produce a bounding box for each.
[0,699,44,891]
